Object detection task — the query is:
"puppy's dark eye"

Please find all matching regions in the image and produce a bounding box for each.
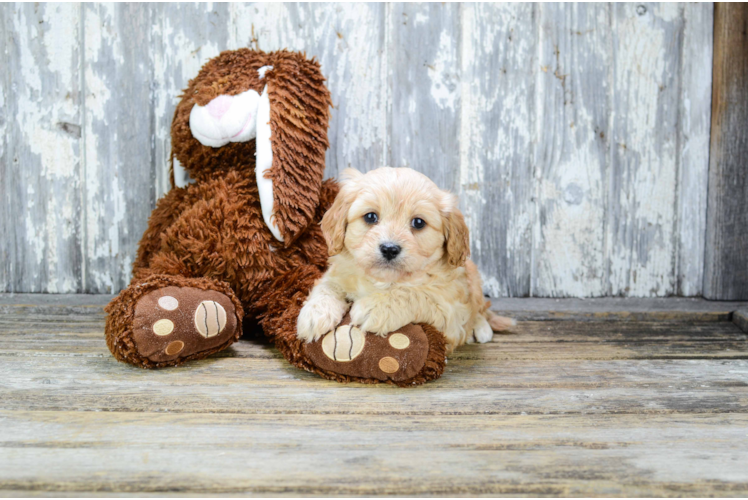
[364,212,378,225]
[411,218,426,230]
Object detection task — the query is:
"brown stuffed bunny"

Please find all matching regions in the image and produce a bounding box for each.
[105,49,447,386]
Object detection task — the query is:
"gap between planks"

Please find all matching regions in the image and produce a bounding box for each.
[2,294,748,320]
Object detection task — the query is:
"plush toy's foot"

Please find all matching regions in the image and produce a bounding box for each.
[302,315,447,386]
[256,265,447,386]
[130,286,241,363]
[106,275,243,368]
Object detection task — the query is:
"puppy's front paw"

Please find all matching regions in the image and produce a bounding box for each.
[296,297,347,343]
[471,316,494,344]
[348,298,374,330]
[350,297,406,337]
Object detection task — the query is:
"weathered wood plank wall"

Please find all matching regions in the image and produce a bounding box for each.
[704,3,748,301]
[0,3,715,297]
[1,4,83,293]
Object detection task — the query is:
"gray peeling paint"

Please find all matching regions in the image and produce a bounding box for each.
[0,3,714,297]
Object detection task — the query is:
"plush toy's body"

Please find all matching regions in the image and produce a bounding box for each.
[105,49,447,385]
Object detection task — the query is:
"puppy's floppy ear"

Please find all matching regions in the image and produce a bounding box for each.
[339,168,364,183]
[442,193,470,267]
[257,51,333,246]
[321,169,363,256]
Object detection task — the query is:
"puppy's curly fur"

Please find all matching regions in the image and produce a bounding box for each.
[297,167,514,354]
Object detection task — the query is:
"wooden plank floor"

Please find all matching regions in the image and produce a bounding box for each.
[1,295,748,497]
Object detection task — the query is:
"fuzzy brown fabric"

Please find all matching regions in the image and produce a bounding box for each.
[105,274,244,369]
[104,49,447,385]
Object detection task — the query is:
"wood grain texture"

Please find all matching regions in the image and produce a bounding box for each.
[82,4,155,294]
[0,5,8,291]
[704,2,748,300]
[1,3,83,293]
[2,295,748,495]
[608,3,681,296]
[459,3,536,297]
[2,310,747,416]
[533,3,609,297]
[390,3,460,191]
[0,3,726,298]
[302,3,389,179]
[676,3,713,296]
[1,411,748,496]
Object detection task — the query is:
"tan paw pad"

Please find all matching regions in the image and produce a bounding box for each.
[165,340,184,356]
[388,333,410,349]
[158,295,179,311]
[322,325,365,362]
[379,356,400,374]
[194,300,227,338]
[153,319,174,336]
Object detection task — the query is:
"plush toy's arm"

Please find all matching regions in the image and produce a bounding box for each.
[132,187,192,276]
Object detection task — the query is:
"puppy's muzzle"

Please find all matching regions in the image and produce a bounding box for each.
[379,242,401,261]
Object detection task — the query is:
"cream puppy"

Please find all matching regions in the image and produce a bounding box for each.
[297,167,514,353]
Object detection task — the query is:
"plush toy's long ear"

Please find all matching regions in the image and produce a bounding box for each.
[256,52,332,246]
[442,193,470,268]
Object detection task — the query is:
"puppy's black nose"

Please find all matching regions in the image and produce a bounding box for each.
[380,243,401,261]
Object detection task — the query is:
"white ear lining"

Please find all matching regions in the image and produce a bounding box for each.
[256,85,283,242]
[188,69,282,242]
